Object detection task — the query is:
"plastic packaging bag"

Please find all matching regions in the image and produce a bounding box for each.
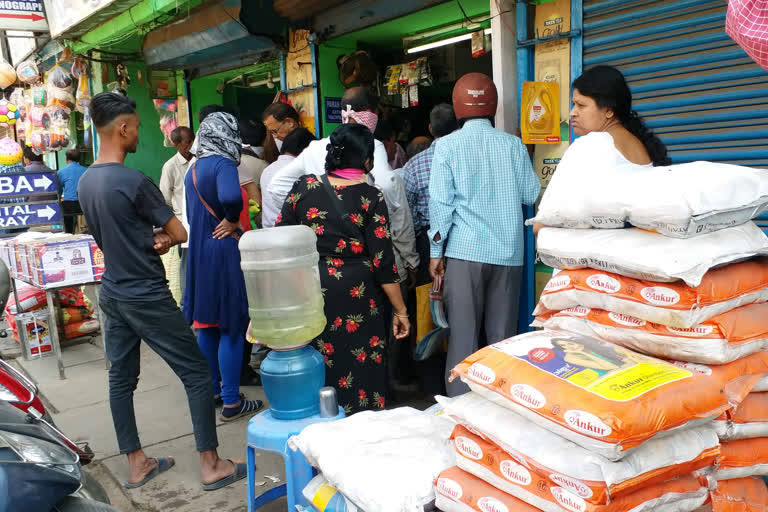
[288,407,456,512]
[46,63,73,90]
[302,474,361,512]
[75,76,90,113]
[716,438,768,480]
[714,392,768,441]
[537,223,768,287]
[531,136,768,238]
[439,393,719,505]
[15,60,39,84]
[709,477,768,512]
[534,259,768,329]
[451,330,768,460]
[533,303,768,364]
[435,466,710,512]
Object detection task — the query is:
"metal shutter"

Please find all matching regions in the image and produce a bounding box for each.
[583,0,768,229]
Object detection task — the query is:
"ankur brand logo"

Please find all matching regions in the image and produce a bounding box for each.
[436,478,463,500]
[500,460,532,486]
[467,363,496,385]
[511,383,546,409]
[586,274,620,293]
[544,274,571,292]
[454,436,483,460]
[478,497,509,512]
[640,286,680,306]
[608,312,646,327]
[564,410,612,437]
[550,487,587,512]
[666,325,714,337]
[561,306,589,317]
[549,473,593,499]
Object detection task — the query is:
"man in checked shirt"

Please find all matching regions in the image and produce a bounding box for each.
[428,73,540,397]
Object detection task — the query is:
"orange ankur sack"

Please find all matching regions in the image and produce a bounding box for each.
[451,330,768,460]
[714,392,768,441]
[434,465,711,512]
[709,477,768,512]
[533,303,768,364]
[716,438,768,480]
[534,259,768,329]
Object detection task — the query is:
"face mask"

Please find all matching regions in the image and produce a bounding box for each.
[275,139,283,151]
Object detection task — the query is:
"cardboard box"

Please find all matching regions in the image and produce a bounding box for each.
[29,239,97,288]
[89,241,104,282]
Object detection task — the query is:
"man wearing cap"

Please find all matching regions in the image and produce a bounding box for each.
[429,73,541,397]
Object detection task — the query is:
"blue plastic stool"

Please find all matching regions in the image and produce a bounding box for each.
[247,407,345,511]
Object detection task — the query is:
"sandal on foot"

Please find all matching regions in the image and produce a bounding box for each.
[202,460,248,491]
[124,457,175,489]
[214,392,245,408]
[220,399,263,422]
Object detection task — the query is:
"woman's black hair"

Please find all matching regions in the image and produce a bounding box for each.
[325,124,374,173]
[239,119,267,147]
[573,65,670,166]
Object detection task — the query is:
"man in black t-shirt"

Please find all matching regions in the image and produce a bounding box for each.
[78,92,247,490]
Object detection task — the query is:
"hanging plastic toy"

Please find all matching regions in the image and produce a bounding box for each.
[0,99,20,126]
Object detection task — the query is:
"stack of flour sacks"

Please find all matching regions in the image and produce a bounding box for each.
[433,157,768,512]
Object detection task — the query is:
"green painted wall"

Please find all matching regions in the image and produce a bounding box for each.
[189,77,222,131]
[318,43,356,137]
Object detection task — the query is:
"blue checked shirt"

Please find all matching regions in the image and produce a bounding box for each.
[428,119,540,266]
[401,142,435,233]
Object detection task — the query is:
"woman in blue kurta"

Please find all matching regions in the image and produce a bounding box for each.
[184,112,262,421]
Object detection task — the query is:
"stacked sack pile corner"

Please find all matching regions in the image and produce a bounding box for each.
[284,153,768,512]
[434,155,768,512]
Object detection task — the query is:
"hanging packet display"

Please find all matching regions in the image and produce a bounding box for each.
[451,330,768,460]
[537,223,768,288]
[533,303,768,364]
[533,260,768,329]
[439,393,719,505]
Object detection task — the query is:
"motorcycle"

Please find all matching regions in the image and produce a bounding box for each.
[0,261,116,511]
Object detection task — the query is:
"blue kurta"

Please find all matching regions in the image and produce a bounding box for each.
[183,155,249,337]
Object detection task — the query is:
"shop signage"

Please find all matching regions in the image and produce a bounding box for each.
[0,202,61,228]
[0,0,47,31]
[324,97,342,124]
[42,0,121,37]
[0,173,56,197]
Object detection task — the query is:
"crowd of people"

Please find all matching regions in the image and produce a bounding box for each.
[75,66,665,490]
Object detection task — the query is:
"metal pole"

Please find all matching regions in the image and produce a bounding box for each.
[45,289,65,380]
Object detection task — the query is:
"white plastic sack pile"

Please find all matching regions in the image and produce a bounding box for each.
[531,136,768,238]
[537,222,768,287]
[288,407,456,512]
[437,393,719,505]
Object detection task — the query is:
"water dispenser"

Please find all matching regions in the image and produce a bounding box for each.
[240,226,327,420]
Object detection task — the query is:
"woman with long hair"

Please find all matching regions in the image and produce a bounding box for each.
[276,123,410,413]
[534,65,670,234]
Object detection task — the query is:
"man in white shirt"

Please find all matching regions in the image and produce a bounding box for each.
[159,126,193,305]
[268,87,419,283]
[261,127,316,228]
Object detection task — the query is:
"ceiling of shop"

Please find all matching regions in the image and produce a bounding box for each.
[274,0,346,21]
[328,0,491,49]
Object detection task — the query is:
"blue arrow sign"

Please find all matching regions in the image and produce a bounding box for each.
[0,173,56,197]
[0,202,61,228]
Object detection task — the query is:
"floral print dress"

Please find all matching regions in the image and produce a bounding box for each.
[277,174,399,413]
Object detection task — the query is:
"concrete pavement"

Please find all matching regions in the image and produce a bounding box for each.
[13,337,286,512]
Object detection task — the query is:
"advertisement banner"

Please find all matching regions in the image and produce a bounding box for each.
[0,1,46,32]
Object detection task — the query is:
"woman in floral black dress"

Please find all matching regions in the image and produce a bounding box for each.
[277,124,410,413]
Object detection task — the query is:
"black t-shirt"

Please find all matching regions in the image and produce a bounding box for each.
[78,163,175,302]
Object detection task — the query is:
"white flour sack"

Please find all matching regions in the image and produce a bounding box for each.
[287,407,456,512]
[450,330,768,460]
[438,393,719,505]
[714,392,768,441]
[532,303,768,364]
[537,223,768,287]
[533,259,768,329]
[531,157,768,238]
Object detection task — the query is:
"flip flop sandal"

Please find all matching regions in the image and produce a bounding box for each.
[202,460,248,491]
[124,457,175,489]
